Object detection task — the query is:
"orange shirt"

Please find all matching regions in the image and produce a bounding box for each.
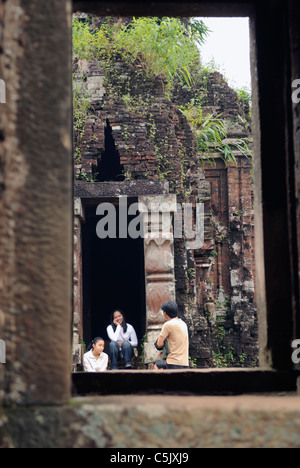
[160,318,189,367]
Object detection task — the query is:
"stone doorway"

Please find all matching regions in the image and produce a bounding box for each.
[73,182,177,369]
[82,200,146,348]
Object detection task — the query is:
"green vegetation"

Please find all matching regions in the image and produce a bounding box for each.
[73,77,90,165]
[235,85,252,104]
[114,17,204,88]
[212,325,252,368]
[181,100,252,166]
[73,17,209,88]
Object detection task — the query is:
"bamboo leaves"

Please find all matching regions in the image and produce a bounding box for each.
[73,17,206,89]
[182,103,252,166]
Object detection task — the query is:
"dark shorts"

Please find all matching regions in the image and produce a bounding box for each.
[166,364,189,369]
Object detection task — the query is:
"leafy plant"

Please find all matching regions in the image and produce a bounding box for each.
[189,356,198,368]
[235,86,252,104]
[72,18,113,61]
[181,101,252,166]
[73,19,98,61]
[188,18,211,46]
[73,17,209,90]
[73,75,91,169]
[115,17,202,88]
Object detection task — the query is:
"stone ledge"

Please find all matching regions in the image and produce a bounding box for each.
[72,369,300,396]
[3,395,300,448]
[74,180,169,199]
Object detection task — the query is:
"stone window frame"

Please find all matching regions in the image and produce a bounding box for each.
[70,0,300,376]
[1,0,299,407]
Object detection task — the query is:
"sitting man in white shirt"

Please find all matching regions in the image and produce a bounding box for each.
[107,310,138,370]
[83,337,108,372]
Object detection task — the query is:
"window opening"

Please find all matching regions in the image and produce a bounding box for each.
[73,13,258,372]
[97,119,125,182]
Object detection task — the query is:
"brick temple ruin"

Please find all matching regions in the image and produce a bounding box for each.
[72,16,258,369]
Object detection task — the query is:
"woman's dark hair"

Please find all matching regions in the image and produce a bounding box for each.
[161,301,178,319]
[87,337,105,352]
[111,309,128,333]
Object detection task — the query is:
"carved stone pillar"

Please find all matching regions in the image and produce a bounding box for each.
[139,195,177,363]
[73,198,85,371]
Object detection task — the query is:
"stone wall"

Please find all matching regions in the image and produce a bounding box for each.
[0,0,73,406]
[3,394,300,448]
[191,155,257,367]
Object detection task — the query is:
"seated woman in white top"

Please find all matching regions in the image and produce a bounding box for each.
[107,310,138,370]
[83,337,108,372]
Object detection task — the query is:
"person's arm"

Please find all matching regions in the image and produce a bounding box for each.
[157,323,169,349]
[83,354,95,373]
[128,325,138,348]
[157,335,165,349]
[107,324,121,342]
